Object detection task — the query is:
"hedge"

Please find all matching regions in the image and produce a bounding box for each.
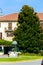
[0,39,12,46]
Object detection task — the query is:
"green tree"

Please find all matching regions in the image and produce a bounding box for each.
[13,5,41,53]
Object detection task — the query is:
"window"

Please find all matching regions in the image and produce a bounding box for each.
[7,32,13,37]
[0,33,2,39]
[0,47,2,51]
[8,22,12,30]
[0,23,1,27]
[40,22,43,28]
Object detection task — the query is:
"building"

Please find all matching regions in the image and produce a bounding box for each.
[0,13,18,41]
[37,13,43,29]
[0,13,43,41]
[0,13,43,55]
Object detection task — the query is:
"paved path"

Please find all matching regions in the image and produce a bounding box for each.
[0,60,42,65]
[0,55,8,58]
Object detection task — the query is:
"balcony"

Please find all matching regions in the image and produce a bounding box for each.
[5,27,13,32]
[5,28,14,37]
[5,26,17,32]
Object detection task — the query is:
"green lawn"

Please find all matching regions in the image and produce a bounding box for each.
[0,55,43,62]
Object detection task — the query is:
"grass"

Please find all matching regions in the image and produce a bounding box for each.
[0,54,43,62]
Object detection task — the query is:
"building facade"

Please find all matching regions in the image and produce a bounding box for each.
[0,13,43,41]
[37,13,43,29]
[0,13,18,41]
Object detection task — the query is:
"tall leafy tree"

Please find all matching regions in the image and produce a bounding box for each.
[13,5,41,53]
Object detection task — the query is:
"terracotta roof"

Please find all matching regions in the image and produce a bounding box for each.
[37,13,43,20]
[0,13,18,21]
[0,13,43,21]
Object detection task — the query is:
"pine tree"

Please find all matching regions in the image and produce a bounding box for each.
[13,5,41,53]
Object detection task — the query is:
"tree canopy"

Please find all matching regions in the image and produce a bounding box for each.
[13,5,42,53]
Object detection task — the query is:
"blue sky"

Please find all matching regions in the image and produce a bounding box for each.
[0,0,43,15]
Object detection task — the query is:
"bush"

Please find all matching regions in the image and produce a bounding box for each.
[41,52,43,56]
[40,50,43,56]
[0,39,12,46]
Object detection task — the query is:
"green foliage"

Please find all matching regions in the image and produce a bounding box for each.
[0,39,12,46]
[13,5,42,53]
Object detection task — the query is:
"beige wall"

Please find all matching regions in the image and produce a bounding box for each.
[40,21,43,28]
[0,21,17,41]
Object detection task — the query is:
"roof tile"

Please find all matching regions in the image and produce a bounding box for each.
[0,13,18,21]
[0,13,43,21]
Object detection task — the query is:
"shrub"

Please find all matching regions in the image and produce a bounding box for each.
[0,39,12,46]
